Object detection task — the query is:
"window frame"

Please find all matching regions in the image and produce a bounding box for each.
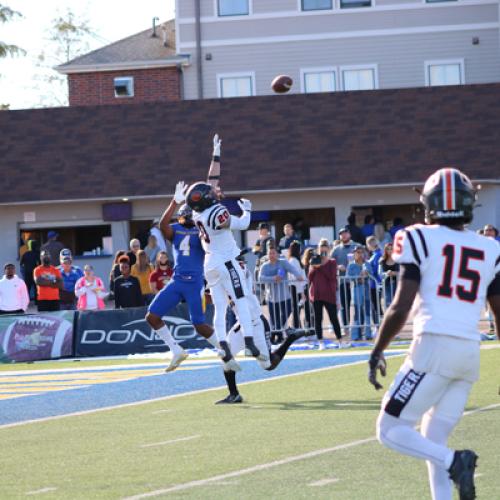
[113,76,134,98]
[300,67,338,94]
[339,0,372,9]
[300,0,333,12]
[216,0,251,17]
[216,71,256,98]
[424,59,465,87]
[339,64,379,91]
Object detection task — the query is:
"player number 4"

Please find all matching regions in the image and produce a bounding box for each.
[179,235,191,256]
[437,244,484,302]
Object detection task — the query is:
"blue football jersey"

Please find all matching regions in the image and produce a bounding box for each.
[171,223,204,281]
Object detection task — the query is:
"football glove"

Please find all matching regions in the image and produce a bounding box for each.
[213,134,222,157]
[238,198,252,212]
[368,350,387,391]
[174,181,187,204]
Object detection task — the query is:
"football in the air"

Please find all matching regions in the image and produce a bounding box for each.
[271,75,293,93]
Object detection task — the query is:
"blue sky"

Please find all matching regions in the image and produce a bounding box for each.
[1,0,175,109]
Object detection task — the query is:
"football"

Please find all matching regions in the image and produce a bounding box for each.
[271,74,293,94]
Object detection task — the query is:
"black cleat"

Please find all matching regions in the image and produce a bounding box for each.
[215,393,243,405]
[448,450,478,500]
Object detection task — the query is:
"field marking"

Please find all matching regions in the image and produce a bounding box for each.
[122,402,500,499]
[0,356,382,430]
[308,478,339,487]
[151,409,172,415]
[140,435,200,448]
[26,487,57,495]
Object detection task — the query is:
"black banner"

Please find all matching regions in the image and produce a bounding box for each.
[75,304,213,357]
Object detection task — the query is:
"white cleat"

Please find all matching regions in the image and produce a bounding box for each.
[165,350,189,373]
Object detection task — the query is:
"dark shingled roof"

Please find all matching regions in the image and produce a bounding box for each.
[1,83,499,204]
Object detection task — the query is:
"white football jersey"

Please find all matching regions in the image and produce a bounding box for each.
[393,224,500,340]
[193,203,241,268]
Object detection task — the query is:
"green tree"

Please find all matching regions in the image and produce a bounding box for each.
[35,9,98,106]
[0,4,25,58]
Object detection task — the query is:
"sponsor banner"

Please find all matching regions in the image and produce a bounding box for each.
[0,311,75,363]
[75,304,213,357]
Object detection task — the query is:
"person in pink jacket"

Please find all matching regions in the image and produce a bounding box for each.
[75,265,106,311]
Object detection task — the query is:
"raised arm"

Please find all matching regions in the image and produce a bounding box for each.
[160,181,187,241]
[207,134,221,193]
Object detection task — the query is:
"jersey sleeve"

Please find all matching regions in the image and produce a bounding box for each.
[208,205,230,230]
[392,227,429,268]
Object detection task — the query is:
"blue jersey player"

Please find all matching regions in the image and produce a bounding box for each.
[146,181,219,372]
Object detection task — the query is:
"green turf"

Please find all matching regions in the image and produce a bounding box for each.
[1,350,499,499]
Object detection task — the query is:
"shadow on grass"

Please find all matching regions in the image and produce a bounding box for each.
[241,400,381,411]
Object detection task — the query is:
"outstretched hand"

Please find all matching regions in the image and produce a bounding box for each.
[213,134,222,157]
[174,181,187,204]
[238,198,252,212]
[368,350,387,390]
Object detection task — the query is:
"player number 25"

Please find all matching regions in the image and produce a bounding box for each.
[437,244,484,302]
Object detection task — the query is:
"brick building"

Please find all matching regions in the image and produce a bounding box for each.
[57,20,189,106]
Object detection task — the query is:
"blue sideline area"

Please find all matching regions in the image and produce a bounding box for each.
[0,353,401,426]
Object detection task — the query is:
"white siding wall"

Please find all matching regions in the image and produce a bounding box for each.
[181,29,500,99]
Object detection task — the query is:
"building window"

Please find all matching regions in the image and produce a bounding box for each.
[218,73,255,98]
[301,0,333,11]
[425,60,464,86]
[218,0,249,16]
[340,0,371,8]
[302,69,336,93]
[425,0,457,3]
[113,77,134,98]
[341,66,377,91]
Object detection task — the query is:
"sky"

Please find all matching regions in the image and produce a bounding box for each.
[1,0,176,109]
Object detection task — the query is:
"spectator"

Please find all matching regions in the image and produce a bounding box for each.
[144,234,161,265]
[279,224,300,252]
[126,238,141,267]
[150,218,174,262]
[19,237,28,259]
[75,265,107,311]
[114,257,144,309]
[149,251,173,294]
[33,250,63,312]
[259,246,304,343]
[347,246,372,341]
[389,217,405,239]
[378,243,399,310]
[20,239,40,300]
[361,214,375,242]
[287,241,306,329]
[131,250,154,304]
[40,231,65,265]
[301,247,316,331]
[308,241,343,349]
[345,212,364,245]
[365,236,383,328]
[57,249,83,310]
[253,222,275,262]
[374,222,392,247]
[483,224,499,242]
[331,228,358,333]
[109,250,127,296]
[0,263,29,314]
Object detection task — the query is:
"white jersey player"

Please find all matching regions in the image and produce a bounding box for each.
[368,168,500,500]
[185,135,268,371]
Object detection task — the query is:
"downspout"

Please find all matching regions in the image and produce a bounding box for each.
[195,0,203,99]
[177,64,185,100]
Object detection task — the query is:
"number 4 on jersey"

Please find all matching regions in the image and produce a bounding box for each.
[179,235,191,256]
[437,244,484,302]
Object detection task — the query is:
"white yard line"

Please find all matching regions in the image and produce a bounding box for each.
[0,357,381,430]
[151,409,172,415]
[140,435,200,448]
[122,402,500,499]
[26,487,57,495]
[308,478,339,487]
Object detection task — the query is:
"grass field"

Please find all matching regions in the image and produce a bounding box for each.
[1,348,499,499]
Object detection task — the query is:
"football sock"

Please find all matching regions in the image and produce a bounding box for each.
[421,414,456,500]
[205,333,219,349]
[223,370,238,396]
[377,413,455,470]
[155,325,182,355]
